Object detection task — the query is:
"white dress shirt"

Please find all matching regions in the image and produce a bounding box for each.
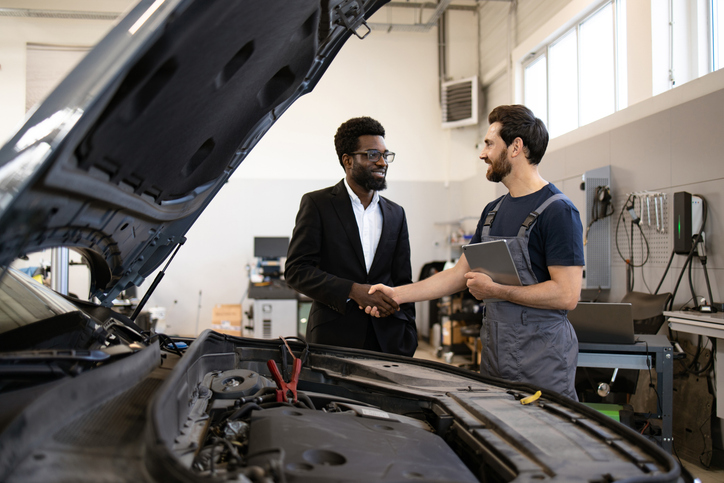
[344,178,382,274]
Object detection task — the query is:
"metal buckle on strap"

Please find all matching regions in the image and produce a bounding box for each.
[521,212,539,229]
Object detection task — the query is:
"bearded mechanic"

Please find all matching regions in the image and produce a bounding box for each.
[285,116,417,357]
[367,105,584,399]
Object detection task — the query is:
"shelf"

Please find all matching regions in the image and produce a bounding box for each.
[434,216,479,226]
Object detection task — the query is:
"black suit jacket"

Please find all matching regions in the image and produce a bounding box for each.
[285,180,417,356]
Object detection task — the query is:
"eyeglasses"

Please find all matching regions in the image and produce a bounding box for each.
[349,149,395,163]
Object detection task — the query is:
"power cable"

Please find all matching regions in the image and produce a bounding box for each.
[654,250,675,295]
[615,193,650,292]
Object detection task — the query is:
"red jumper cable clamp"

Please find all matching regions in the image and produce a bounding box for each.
[267,338,302,403]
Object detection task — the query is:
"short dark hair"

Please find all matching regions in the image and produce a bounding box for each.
[488,105,548,165]
[334,116,385,167]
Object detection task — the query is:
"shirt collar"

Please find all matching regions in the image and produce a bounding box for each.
[343,178,379,208]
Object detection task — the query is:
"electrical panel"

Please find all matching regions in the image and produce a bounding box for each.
[673,192,692,254]
[673,191,703,254]
[582,165,612,289]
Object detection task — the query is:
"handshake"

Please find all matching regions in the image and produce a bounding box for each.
[350,270,495,318]
[350,283,398,318]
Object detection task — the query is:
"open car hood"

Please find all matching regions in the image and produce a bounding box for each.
[0,0,384,304]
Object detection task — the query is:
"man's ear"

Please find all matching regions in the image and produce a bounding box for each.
[342,154,353,171]
[510,137,524,157]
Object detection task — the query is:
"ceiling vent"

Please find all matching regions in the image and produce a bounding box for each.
[441,76,479,129]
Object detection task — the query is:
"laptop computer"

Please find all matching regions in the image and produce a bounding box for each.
[567,302,637,344]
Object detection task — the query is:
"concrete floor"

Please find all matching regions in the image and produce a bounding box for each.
[412,340,724,483]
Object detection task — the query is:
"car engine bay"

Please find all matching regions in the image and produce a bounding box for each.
[146,333,681,483]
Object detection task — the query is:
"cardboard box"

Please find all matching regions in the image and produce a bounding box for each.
[441,318,463,346]
[211,304,242,336]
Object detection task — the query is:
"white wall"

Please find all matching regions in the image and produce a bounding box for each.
[0,10,124,143]
[238,25,446,183]
[237,7,481,184]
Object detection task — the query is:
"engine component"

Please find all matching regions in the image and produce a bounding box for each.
[210,369,270,399]
[245,406,478,483]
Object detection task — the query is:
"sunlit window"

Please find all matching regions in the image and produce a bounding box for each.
[523,0,722,138]
[653,0,722,94]
[580,3,615,127]
[548,30,578,137]
[616,0,628,109]
[715,0,724,70]
[523,1,626,138]
[523,55,547,129]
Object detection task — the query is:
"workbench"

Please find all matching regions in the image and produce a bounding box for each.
[578,334,674,452]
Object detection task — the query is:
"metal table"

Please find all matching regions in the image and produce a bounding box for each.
[665,310,724,419]
[578,334,674,452]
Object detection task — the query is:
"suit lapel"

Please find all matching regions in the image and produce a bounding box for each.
[369,197,395,275]
[331,180,366,272]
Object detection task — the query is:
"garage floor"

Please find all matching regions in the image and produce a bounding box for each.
[413,339,724,483]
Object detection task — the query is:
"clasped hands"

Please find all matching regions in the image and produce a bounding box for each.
[360,271,497,318]
[350,283,398,318]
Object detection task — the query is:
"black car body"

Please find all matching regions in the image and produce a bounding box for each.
[0,1,684,481]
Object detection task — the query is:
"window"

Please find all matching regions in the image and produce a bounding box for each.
[523,55,547,131]
[714,0,724,70]
[523,1,627,138]
[653,0,724,95]
[548,30,578,137]
[579,3,615,127]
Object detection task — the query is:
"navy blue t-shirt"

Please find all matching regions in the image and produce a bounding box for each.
[470,184,584,283]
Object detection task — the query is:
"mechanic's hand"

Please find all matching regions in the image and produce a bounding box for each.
[363,284,397,317]
[350,283,398,318]
[464,271,496,300]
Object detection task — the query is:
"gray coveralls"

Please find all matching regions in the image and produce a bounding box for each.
[478,194,579,400]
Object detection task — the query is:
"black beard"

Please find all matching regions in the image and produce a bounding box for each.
[352,161,387,191]
[486,150,512,183]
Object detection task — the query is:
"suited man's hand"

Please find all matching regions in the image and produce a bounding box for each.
[350,283,398,318]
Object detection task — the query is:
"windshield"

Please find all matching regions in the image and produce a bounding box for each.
[0,267,79,337]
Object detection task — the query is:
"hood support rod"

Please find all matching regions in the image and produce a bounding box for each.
[131,238,185,322]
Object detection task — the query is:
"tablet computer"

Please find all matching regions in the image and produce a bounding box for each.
[462,239,522,286]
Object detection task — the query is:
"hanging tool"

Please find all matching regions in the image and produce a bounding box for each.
[654,194,660,232]
[646,195,651,227]
[660,193,667,233]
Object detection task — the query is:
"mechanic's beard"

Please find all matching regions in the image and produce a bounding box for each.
[486,150,512,183]
[352,162,387,191]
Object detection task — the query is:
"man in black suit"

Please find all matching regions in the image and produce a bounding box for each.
[285,117,417,356]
